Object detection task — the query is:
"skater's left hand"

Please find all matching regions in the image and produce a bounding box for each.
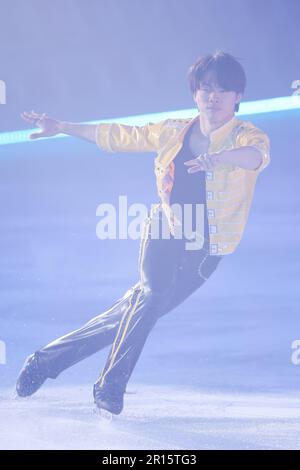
[184,152,222,173]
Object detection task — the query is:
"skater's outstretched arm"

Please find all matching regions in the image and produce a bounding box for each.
[21,110,98,143]
[20,110,172,152]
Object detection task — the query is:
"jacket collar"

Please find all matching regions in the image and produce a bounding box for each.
[178,113,240,143]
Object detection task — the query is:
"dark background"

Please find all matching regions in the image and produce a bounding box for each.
[0,0,299,131]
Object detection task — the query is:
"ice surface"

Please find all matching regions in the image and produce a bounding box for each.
[1,385,300,450]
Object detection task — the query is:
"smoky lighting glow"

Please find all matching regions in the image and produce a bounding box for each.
[0,95,299,147]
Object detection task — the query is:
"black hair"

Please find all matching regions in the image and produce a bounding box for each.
[188,50,246,112]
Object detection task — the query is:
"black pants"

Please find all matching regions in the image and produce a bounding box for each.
[37,206,223,393]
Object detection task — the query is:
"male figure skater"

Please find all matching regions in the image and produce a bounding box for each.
[16,51,270,415]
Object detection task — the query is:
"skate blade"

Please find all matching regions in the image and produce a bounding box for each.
[93,406,114,421]
[11,390,19,400]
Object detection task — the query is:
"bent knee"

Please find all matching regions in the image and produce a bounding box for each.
[141,280,173,306]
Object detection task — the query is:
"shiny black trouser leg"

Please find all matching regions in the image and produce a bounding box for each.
[94,212,223,393]
[37,211,223,388]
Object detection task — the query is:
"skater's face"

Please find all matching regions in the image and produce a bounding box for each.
[193,71,242,124]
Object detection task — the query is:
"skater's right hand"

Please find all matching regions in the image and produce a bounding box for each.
[21,110,61,139]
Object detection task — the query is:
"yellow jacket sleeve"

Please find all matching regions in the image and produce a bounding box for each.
[95,119,174,153]
[235,121,271,172]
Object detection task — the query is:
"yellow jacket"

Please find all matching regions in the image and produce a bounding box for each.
[96,114,270,255]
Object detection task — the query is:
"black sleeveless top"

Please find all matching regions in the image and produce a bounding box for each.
[169,125,209,238]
